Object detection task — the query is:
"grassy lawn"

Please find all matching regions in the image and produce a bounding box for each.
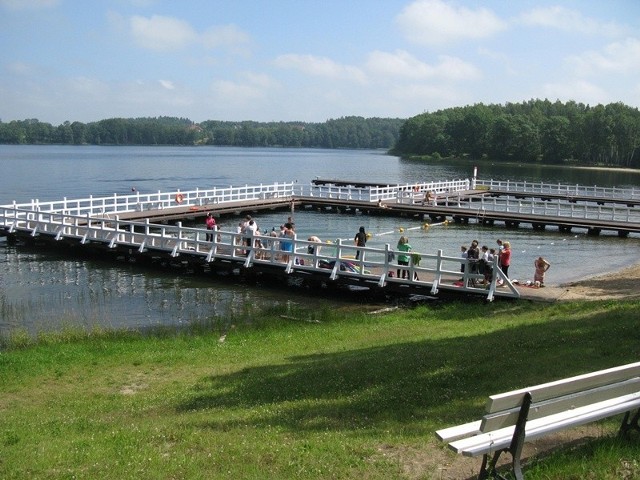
[1,298,639,479]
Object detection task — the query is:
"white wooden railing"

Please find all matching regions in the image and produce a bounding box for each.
[437,195,640,223]
[0,182,298,217]
[4,178,640,301]
[0,204,517,300]
[477,179,640,200]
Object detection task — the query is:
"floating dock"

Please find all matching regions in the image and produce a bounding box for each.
[2,178,640,302]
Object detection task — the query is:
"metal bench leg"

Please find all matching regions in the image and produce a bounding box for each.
[478,450,505,479]
[507,392,531,480]
[619,408,640,438]
[477,393,532,479]
[511,454,524,480]
[478,453,491,479]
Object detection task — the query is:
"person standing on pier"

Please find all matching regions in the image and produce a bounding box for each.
[205,213,216,241]
[396,236,412,279]
[500,241,512,278]
[459,245,468,278]
[467,240,480,275]
[280,222,295,263]
[354,226,367,260]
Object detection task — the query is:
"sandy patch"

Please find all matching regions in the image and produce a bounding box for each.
[516,262,640,302]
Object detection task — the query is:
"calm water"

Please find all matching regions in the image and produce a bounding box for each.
[2,145,640,337]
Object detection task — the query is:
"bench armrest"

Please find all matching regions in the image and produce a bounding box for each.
[435,420,481,442]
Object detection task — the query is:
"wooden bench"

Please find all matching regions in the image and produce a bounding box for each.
[436,362,640,479]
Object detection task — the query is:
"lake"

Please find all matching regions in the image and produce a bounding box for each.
[2,145,640,337]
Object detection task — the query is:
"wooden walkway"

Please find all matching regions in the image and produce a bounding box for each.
[109,189,640,238]
[487,188,640,207]
[2,178,640,302]
[0,180,518,301]
[108,197,292,223]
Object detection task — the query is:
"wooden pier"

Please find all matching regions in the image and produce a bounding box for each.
[2,178,640,302]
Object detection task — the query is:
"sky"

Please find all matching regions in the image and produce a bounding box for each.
[1,0,639,125]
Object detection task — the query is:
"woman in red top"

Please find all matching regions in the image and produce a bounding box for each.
[205,213,216,241]
[500,241,511,278]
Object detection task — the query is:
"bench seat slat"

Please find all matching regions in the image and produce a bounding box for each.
[435,420,481,442]
[486,362,640,413]
[481,377,640,432]
[449,392,640,457]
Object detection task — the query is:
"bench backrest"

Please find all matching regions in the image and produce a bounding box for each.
[480,362,640,432]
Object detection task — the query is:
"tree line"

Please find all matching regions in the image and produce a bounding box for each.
[3,99,640,167]
[0,116,404,150]
[392,99,640,167]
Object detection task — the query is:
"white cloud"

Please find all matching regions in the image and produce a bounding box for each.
[366,50,481,81]
[213,80,260,100]
[210,80,265,106]
[366,50,431,78]
[519,6,624,36]
[395,0,506,46]
[129,15,250,54]
[130,15,197,52]
[477,47,518,76]
[120,80,193,109]
[201,24,250,50]
[389,82,466,111]
[159,80,175,90]
[274,54,367,83]
[568,38,640,76]
[542,79,609,105]
[242,72,277,89]
[210,72,278,104]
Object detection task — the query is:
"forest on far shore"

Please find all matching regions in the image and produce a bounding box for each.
[392,99,640,168]
[1,99,639,168]
[0,116,404,150]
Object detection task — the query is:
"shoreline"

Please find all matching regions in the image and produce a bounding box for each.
[517,261,640,302]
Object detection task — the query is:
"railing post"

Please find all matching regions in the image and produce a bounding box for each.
[176,221,183,251]
[431,250,442,295]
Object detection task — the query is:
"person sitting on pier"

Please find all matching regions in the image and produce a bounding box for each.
[422,190,436,206]
[307,235,322,254]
